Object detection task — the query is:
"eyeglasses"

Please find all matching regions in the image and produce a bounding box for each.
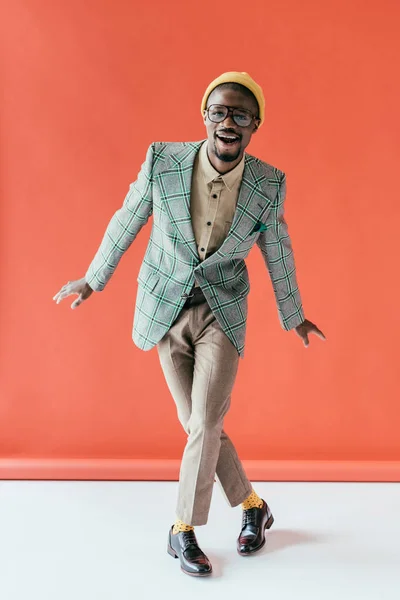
[205,104,259,127]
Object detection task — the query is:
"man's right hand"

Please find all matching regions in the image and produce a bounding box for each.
[52,277,94,309]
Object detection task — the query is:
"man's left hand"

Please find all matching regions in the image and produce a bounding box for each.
[295,319,326,347]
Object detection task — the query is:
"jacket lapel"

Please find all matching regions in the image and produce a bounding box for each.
[157,142,203,262]
[156,141,278,266]
[201,154,276,265]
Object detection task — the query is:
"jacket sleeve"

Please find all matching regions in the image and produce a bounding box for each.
[85,143,154,291]
[256,171,305,330]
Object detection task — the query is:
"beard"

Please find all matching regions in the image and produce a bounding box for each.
[213,138,242,162]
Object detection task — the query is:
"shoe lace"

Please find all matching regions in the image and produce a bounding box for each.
[181,530,198,551]
[242,506,258,526]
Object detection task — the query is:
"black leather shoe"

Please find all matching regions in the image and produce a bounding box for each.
[167,526,213,577]
[237,499,274,555]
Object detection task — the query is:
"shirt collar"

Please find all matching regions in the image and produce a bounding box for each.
[198,140,245,191]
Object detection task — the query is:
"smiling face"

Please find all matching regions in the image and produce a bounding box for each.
[203,84,260,173]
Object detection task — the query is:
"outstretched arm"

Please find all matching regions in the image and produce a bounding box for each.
[256,171,305,330]
[256,172,326,346]
[85,142,155,292]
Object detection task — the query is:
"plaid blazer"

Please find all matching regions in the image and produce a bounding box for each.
[85,140,304,357]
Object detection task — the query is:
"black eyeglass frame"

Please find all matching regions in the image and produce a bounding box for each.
[204,104,260,127]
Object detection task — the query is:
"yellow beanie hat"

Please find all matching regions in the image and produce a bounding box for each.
[200,71,265,126]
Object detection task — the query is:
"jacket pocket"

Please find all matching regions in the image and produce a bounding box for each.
[232,276,250,298]
[137,269,160,293]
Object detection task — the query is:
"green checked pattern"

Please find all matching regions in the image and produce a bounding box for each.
[85,140,305,358]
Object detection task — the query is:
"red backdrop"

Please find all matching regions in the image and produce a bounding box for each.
[1,0,399,480]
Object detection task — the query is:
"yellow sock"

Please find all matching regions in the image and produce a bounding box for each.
[172,518,195,534]
[241,488,263,510]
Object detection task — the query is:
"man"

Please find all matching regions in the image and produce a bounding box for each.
[53,71,325,578]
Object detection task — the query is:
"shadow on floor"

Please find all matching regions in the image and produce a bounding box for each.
[265,529,328,554]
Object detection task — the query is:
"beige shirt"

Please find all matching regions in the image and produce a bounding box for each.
[190,141,245,282]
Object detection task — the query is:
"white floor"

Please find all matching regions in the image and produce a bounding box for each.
[0,480,399,599]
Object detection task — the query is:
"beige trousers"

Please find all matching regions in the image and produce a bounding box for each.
[156,290,253,526]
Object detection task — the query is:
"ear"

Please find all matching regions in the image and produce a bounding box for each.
[253,119,261,133]
[203,110,207,125]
